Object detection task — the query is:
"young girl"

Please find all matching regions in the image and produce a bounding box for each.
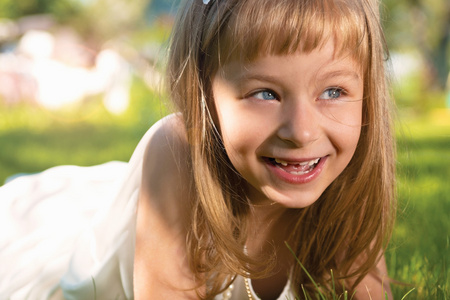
[0,0,396,299]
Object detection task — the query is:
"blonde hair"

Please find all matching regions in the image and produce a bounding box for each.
[167,0,396,298]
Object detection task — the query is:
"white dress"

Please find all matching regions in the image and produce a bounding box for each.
[0,123,154,300]
[215,275,294,300]
[0,121,295,300]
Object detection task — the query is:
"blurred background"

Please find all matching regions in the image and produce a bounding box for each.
[0,0,448,298]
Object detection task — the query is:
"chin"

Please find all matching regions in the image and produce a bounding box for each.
[263,189,324,209]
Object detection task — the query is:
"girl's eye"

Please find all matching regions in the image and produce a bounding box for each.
[251,90,278,101]
[319,87,345,100]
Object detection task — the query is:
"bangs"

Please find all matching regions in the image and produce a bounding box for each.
[205,0,369,69]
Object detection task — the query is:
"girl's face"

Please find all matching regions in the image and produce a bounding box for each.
[212,40,363,208]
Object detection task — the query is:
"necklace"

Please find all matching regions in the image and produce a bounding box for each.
[221,283,234,300]
[221,276,254,300]
[244,276,254,300]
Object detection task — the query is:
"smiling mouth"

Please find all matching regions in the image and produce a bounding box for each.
[266,157,322,175]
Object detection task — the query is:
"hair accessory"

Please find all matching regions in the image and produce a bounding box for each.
[203,0,211,4]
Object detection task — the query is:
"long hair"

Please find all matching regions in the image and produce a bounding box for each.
[166,0,396,298]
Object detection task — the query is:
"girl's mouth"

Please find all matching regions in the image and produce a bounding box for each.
[266,157,322,175]
[262,156,327,184]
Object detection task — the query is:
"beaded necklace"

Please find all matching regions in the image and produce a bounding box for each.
[221,276,254,300]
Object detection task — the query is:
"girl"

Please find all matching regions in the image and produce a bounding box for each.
[0,0,396,299]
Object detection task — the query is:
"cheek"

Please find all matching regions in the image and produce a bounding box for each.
[215,104,266,172]
[218,114,255,156]
[215,101,262,149]
[342,123,362,165]
[322,99,363,128]
[327,101,362,159]
[347,127,362,157]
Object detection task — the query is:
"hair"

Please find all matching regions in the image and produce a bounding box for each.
[166,0,396,298]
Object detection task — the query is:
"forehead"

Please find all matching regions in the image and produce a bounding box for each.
[217,40,362,83]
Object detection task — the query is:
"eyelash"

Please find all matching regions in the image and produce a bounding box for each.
[246,86,348,102]
[318,87,348,101]
[247,89,279,101]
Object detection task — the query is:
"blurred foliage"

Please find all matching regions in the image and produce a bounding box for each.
[0,0,82,21]
[69,0,151,47]
[393,72,447,115]
[0,0,153,47]
[382,0,449,90]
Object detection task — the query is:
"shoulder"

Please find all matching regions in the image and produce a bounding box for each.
[352,253,392,300]
[144,113,189,164]
[140,113,192,215]
[134,114,200,298]
[342,251,392,300]
[142,113,189,168]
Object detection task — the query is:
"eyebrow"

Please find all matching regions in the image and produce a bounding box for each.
[237,73,282,84]
[222,59,362,84]
[234,70,361,86]
[317,70,361,81]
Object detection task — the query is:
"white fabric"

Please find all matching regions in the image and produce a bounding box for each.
[0,125,154,300]
[214,275,294,300]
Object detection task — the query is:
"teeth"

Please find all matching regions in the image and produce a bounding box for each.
[274,157,320,166]
[308,158,320,166]
[289,170,309,175]
[275,158,288,166]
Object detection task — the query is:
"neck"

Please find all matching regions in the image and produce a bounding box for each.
[245,203,290,256]
[245,206,293,300]
[242,182,294,274]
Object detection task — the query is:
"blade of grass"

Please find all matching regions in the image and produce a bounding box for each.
[331,269,337,300]
[301,284,310,300]
[400,288,415,300]
[285,242,326,300]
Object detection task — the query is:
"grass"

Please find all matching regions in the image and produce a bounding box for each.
[0,81,449,299]
[387,109,450,299]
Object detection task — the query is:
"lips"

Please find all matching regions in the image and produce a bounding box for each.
[264,156,326,184]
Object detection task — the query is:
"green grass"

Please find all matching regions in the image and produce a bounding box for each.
[387,110,450,299]
[0,82,449,299]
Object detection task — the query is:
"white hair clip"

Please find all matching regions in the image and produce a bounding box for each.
[203,0,211,4]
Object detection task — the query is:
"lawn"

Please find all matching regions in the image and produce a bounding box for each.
[0,80,448,299]
[388,110,450,299]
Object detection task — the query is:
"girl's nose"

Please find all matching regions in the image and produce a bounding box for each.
[276,99,320,147]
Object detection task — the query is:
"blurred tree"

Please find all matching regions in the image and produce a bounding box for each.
[382,0,449,90]
[0,0,82,21]
[0,0,152,49]
[70,0,152,48]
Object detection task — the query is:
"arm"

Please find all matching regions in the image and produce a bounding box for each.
[352,254,393,300]
[133,115,202,299]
